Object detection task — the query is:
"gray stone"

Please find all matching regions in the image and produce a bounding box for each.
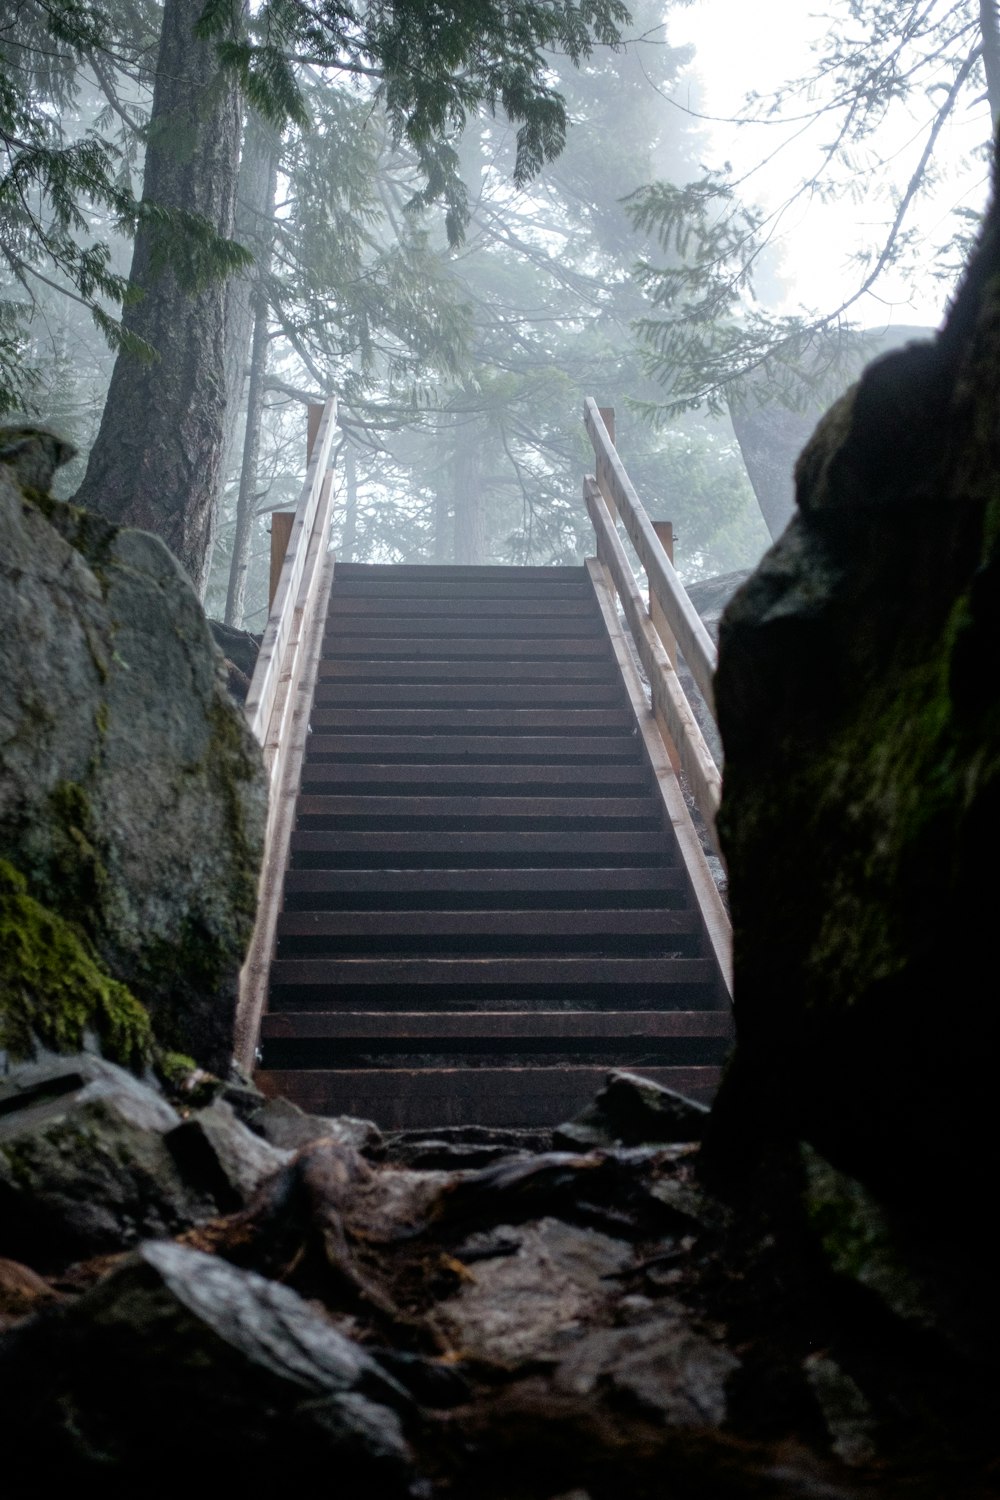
[0,1054,208,1266]
[165,1098,291,1209]
[0,457,267,1071]
[251,1094,383,1156]
[554,1071,710,1151]
[0,1241,415,1485]
[554,1304,740,1427]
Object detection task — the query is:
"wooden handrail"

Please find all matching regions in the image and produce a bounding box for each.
[236,395,338,1071]
[585,478,722,848]
[583,398,717,718]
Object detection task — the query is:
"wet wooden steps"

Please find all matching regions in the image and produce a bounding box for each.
[254,562,732,1129]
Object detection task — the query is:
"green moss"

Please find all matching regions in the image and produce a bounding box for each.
[0,860,152,1070]
[800,1144,930,1327]
[41,780,109,936]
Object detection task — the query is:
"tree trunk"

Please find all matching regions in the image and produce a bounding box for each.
[223,299,270,627]
[73,0,242,599]
[980,0,1000,128]
[221,113,282,490]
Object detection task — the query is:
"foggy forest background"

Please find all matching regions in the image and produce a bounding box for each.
[3,0,994,629]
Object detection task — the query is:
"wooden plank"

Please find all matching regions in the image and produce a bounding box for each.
[245,397,337,747]
[282,867,687,899]
[261,1010,732,1040]
[288,830,672,859]
[333,563,586,581]
[307,708,633,733]
[313,682,624,707]
[328,579,591,601]
[328,595,596,618]
[268,511,295,610]
[585,490,722,838]
[324,614,601,638]
[276,908,697,938]
[299,762,649,790]
[318,659,612,682]
[322,635,610,659]
[254,1067,723,1125]
[293,794,658,821]
[584,399,717,715]
[269,956,714,986]
[303,734,644,760]
[586,558,733,1003]
[235,548,337,1072]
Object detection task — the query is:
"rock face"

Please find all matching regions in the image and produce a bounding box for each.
[710,186,1000,1338]
[0,434,267,1071]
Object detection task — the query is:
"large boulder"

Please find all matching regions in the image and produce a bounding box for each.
[0,433,267,1072]
[708,177,1000,1338]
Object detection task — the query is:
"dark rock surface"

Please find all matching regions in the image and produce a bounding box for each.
[554,1070,710,1151]
[709,164,1000,1352]
[0,433,267,1071]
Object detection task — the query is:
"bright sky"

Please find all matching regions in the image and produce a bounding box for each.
[660,0,992,332]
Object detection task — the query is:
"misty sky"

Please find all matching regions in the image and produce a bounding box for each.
[667,0,991,332]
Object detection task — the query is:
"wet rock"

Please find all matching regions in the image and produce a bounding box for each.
[803,1353,878,1468]
[0,450,266,1072]
[385,1123,550,1169]
[0,1241,415,1486]
[0,1055,292,1267]
[0,1256,60,1321]
[554,1071,710,1151]
[165,1098,290,1211]
[554,1303,740,1427]
[252,1093,383,1156]
[435,1216,633,1365]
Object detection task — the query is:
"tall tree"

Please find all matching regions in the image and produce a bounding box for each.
[73,0,630,595]
[73,0,246,595]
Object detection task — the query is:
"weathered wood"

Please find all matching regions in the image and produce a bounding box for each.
[299,762,649,790]
[333,562,585,581]
[303,734,643,761]
[281,866,687,901]
[276,908,697,938]
[254,1067,722,1125]
[268,511,295,611]
[323,635,611,660]
[324,613,601,638]
[261,1010,731,1039]
[307,708,633,733]
[313,681,625,707]
[584,398,717,715]
[269,956,714,987]
[318,658,611,682]
[328,594,595,617]
[288,830,673,860]
[293,794,659,822]
[586,557,732,1001]
[585,485,723,841]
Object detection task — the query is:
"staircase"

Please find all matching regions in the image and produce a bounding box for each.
[254,561,732,1129]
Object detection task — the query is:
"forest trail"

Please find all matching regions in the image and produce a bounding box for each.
[237,401,732,1130]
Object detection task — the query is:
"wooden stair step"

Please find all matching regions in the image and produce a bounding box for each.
[332,562,588,582]
[281,867,688,909]
[288,831,673,866]
[307,708,633,734]
[318,659,614,682]
[254,1067,723,1127]
[294,795,661,825]
[275,909,697,940]
[261,1009,731,1040]
[321,636,611,660]
[313,682,624,708]
[299,763,650,792]
[328,595,597,618]
[269,956,713,988]
[304,735,643,762]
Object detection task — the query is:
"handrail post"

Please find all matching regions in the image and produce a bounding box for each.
[595,405,618,525]
[650,521,676,668]
[269,403,326,610]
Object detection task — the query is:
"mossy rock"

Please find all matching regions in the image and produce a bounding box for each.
[0,860,151,1070]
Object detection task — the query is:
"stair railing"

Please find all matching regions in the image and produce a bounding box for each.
[583,398,723,849]
[236,396,338,1070]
